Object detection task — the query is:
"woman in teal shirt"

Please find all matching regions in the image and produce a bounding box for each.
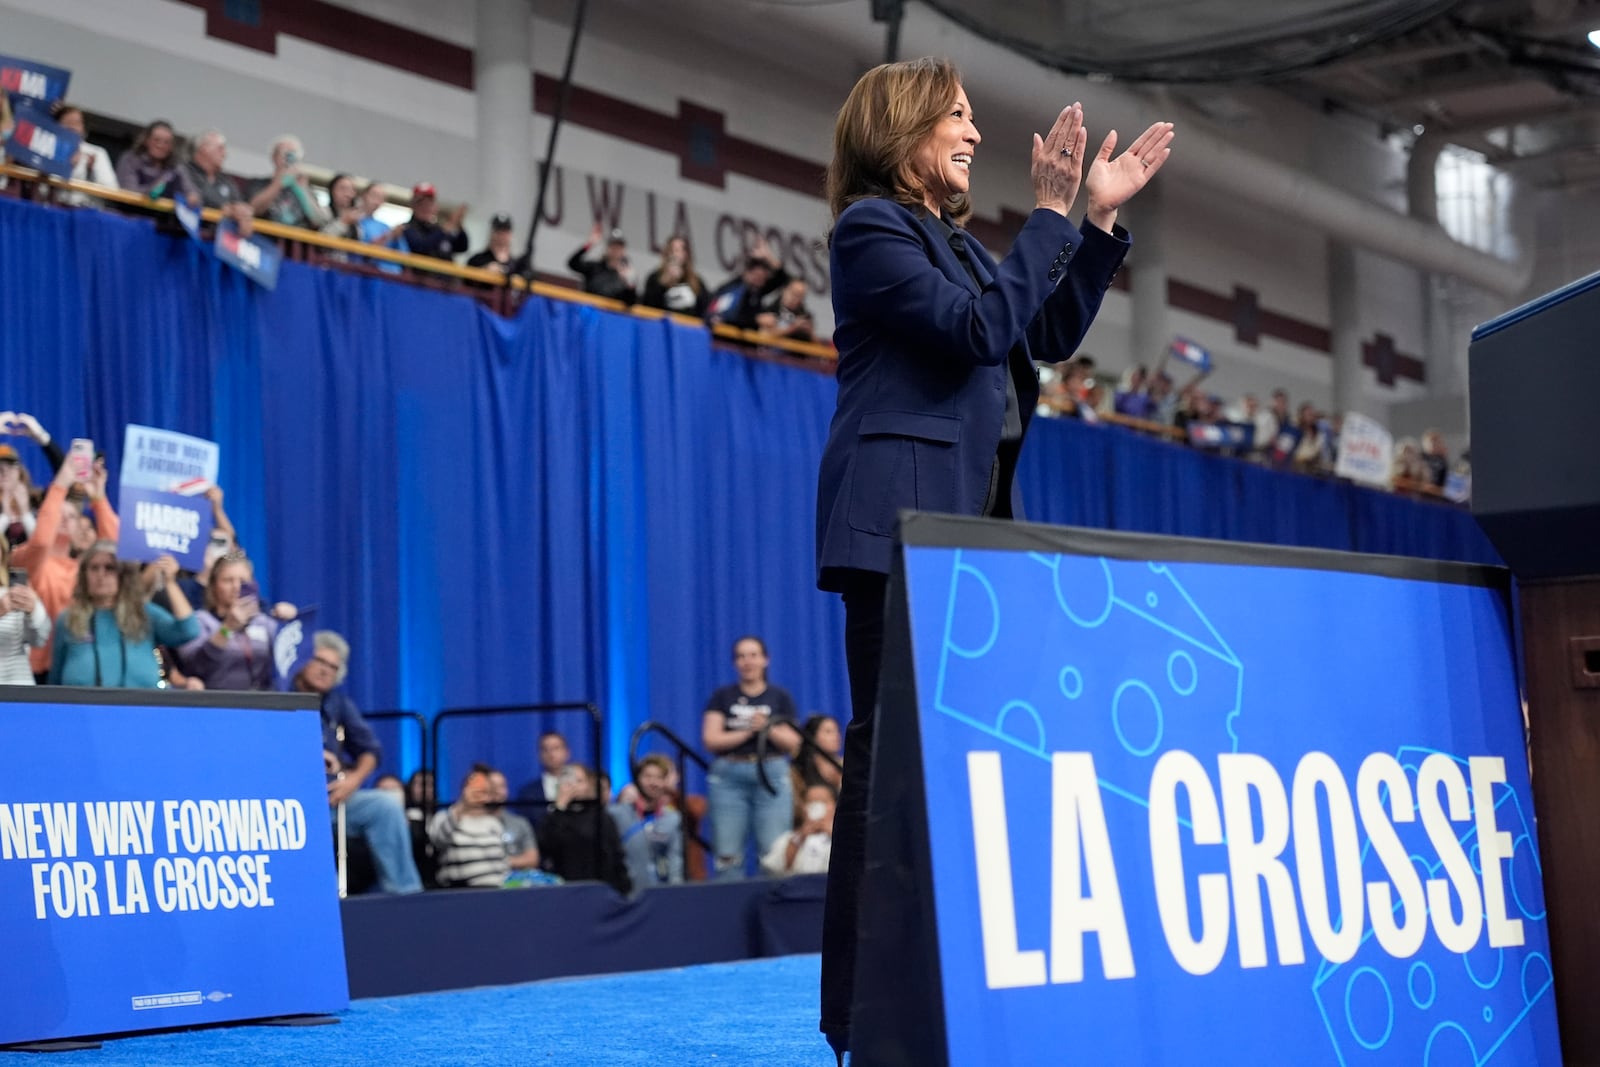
[49,542,198,688]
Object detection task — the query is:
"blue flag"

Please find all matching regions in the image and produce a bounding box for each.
[1169,336,1213,374]
[3,102,80,180]
[273,608,319,691]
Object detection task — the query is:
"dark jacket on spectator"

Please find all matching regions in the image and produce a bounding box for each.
[116,151,196,202]
[182,163,242,210]
[466,247,531,276]
[319,688,382,766]
[567,244,637,304]
[404,219,469,261]
[537,800,632,895]
[708,263,790,331]
[640,272,709,318]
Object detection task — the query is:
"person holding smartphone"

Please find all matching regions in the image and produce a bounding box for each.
[0,543,49,684]
[176,551,296,690]
[10,451,119,683]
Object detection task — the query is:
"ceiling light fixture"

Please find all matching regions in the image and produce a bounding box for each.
[1588,28,1600,48]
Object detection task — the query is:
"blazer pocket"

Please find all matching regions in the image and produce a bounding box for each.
[847,411,962,536]
[857,410,962,444]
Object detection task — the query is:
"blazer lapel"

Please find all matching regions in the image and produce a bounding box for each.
[915,212,982,296]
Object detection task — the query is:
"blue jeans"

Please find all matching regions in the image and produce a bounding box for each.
[342,789,423,894]
[707,756,793,880]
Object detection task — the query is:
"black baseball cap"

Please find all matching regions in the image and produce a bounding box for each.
[491,213,513,231]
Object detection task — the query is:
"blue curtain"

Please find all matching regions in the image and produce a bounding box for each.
[0,198,1497,794]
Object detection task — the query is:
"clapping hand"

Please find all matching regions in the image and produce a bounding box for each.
[141,554,180,592]
[1031,103,1087,217]
[1083,121,1175,230]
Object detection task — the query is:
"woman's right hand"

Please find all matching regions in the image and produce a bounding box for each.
[226,597,257,631]
[1031,103,1086,217]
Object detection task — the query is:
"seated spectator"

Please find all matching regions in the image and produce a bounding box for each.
[0,443,36,546]
[296,631,422,894]
[429,763,510,888]
[177,551,295,691]
[116,119,196,202]
[356,181,408,274]
[53,104,119,198]
[402,182,468,261]
[466,213,531,276]
[181,129,244,212]
[756,278,816,341]
[707,238,788,330]
[761,782,836,877]
[248,135,328,230]
[49,547,196,687]
[790,714,843,804]
[537,763,632,894]
[1421,430,1450,488]
[0,540,50,684]
[567,223,637,302]
[319,172,364,241]
[486,770,541,871]
[638,234,708,317]
[12,455,119,682]
[406,768,436,820]
[517,730,572,810]
[611,755,684,888]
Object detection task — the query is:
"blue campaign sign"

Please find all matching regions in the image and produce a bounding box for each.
[858,515,1558,1067]
[0,689,347,1046]
[0,54,71,106]
[117,426,220,570]
[117,484,213,570]
[214,221,282,290]
[3,102,81,180]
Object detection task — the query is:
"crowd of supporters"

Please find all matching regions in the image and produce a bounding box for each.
[1037,359,1470,494]
[2,416,839,896]
[4,104,820,347]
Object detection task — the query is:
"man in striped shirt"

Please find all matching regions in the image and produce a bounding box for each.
[427,763,510,889]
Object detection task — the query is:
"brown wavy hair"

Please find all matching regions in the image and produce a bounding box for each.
[65,541,149,641]
[825,57,971,227]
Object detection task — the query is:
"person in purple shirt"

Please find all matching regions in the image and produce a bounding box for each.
[177,552,295,691]
[115,119,197,202]
[295,630,422,894]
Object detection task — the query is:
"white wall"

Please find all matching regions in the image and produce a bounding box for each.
[0,0,1534,433]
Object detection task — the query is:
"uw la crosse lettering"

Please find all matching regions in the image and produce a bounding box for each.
[968,749,1524,989]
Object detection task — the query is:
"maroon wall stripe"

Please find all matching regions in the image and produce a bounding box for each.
[179,1,1420,382]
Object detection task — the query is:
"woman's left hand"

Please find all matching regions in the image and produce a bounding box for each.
[1083,121,1175,229]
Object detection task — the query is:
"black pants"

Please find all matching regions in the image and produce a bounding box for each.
[820,569,888,1047]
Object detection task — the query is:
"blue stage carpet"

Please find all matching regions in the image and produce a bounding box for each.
[24,956,837,1066]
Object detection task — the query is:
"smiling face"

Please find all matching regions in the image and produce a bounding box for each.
[911,84,979,213]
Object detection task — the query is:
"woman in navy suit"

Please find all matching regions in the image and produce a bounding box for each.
[815,57,1173,1060]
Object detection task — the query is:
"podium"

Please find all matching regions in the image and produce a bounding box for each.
[1471,273,1600,1065]
[852,513,1560,1066]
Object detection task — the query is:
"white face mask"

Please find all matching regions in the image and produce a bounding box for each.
[805,801,830,822]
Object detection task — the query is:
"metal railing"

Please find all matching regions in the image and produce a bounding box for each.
[754,719,844,796]
[431,702,605,881]
[627,721,714,862]
[363,709,429,787]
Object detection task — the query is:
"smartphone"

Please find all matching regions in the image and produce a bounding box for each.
[239,580,260,602]
[67,439,94,483]
[7,568,25,588]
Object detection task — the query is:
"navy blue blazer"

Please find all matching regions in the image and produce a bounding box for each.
[815,197,1129,592]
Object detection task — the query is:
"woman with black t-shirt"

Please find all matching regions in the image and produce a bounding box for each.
[700,635,802,879]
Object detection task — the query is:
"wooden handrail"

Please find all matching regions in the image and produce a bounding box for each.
[0,162,839,359]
